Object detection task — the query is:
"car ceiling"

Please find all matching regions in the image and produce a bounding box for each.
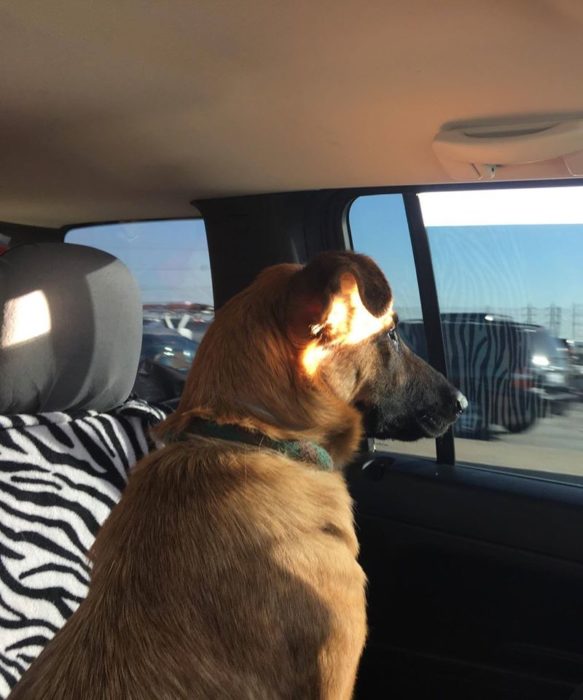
[2,0,583,227]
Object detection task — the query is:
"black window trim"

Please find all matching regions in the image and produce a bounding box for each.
[402,192,455,465]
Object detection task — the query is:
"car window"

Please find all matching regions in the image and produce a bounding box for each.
[419,187,582,476]
[66,219,213,400]
[349,194,435,458]
[350,188,583,478]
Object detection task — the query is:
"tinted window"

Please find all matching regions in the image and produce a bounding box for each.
[419,187,583,476]
[351,188,583,478]
[66,220,213,398]
[349,194,433,458]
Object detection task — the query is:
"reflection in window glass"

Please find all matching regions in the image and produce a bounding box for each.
[350,195,435,458]
[67,220,213,401]
[419,188,583,476]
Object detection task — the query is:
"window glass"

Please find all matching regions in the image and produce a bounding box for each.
[350,194,435,458]
[419,187,583,476]
[66,220,213,400]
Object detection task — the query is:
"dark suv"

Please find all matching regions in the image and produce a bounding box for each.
[399,314,574,436]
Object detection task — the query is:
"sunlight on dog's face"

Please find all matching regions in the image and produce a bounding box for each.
[302,274,395,376]
[297,267,465,442]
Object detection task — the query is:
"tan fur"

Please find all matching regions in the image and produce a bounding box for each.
[11,259,374,700]
[160,264,366,466]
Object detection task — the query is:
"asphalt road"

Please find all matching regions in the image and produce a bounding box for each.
[377,403,583,477]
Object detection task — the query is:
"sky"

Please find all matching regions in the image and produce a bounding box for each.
[68,187,583,341]
[68,219,214,305]
[350,190,583,340]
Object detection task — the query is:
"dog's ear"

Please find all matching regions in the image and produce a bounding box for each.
[286,252,393,373]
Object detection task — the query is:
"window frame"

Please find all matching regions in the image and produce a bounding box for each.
[336,178,583,467]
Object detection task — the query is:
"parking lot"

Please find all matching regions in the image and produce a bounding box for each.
[379,403,583,477]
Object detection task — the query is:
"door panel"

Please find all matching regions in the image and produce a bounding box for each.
[347,455,583,699]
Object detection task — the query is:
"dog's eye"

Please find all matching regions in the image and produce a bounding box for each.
[388,328,399,348]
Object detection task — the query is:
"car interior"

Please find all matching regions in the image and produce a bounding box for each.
[1,2,583,698]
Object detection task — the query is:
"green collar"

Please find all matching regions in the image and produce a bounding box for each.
[173,417,334,471]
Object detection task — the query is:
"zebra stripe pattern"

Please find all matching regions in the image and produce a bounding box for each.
[0,399,167,697]
[399,315,546,436]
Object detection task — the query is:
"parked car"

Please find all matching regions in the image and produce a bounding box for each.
[140,325,198,373]
[399,314,574,436]
[142,306,214,343]
[526,327,575,416]
[131,326,199,405]
[566,340,583,400]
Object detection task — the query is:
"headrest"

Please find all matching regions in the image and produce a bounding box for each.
[0,243,142,414]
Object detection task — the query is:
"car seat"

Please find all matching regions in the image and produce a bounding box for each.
[0,243,167,696]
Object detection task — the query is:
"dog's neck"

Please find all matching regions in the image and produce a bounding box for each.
[169,417,334,471]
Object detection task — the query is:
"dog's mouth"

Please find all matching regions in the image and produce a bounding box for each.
[416,411,454,438]
[360,405,459,442]
[385,415,454,441]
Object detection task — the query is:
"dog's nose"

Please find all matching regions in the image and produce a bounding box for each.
[455,391,468,415]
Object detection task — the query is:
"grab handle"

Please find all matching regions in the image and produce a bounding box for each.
[433,119,583,179]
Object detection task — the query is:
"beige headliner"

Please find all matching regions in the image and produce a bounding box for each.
[3,0,583,226]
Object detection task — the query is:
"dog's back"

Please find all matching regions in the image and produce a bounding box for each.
[11,251,465,699]
[11,437,366,700]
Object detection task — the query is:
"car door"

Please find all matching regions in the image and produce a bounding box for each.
[343,186,583,700]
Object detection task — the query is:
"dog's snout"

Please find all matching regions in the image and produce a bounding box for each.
[455,391,468,415]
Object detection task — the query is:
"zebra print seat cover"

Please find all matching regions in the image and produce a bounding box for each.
[0,398,167,697]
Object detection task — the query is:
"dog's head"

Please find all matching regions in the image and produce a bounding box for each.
[159,251,465,461]
[285,251,466,442]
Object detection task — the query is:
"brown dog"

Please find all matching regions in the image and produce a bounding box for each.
[11,252,464,699]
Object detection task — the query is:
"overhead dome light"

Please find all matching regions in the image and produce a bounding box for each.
[433,118,583,180]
